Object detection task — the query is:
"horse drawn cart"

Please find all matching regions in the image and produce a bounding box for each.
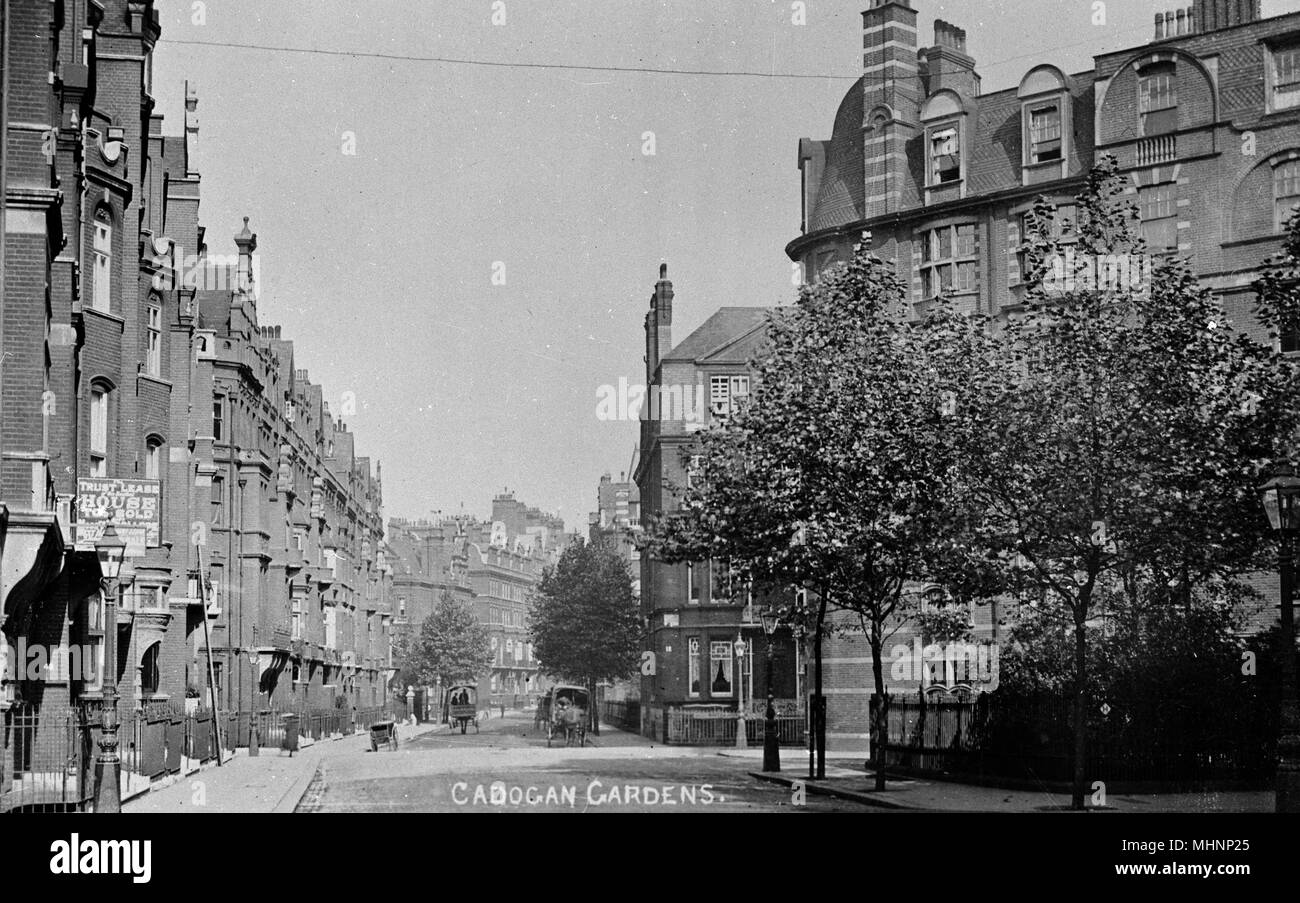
[445,684,479,734]
[369,719,399,752]
[544,684,591,748]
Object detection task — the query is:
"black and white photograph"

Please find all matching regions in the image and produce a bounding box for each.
[1,0,1299,883]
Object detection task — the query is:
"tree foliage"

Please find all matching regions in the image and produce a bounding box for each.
[528,539,640,687]
[642,236,993,786]
[956,155,1300,806]
[394,589,493,689]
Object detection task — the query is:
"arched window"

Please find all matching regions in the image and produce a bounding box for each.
[89,385,109,476]
[141,643,161,696]
[144,436,163,481]
[92,207,112,312]
[1138,62,1177,136]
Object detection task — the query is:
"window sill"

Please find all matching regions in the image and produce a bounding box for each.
[137,372,173,390]
[81,306,126,328]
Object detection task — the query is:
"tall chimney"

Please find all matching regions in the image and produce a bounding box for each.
[184,80,199,178]
[234,216,256,298]
[644,263,673,379]
[922,19,978,98]
[862,0,920,218]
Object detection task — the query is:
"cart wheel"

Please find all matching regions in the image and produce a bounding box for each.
[389,736,398,751]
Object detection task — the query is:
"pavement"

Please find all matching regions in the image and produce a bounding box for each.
[122,717,444,813]
[121,710,1273,813]
[748,767,1273,812]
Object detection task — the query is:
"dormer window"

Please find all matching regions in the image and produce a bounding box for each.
[1139,63,1177,135]
[1027,105,1062,163]
[930,128,960,184]
[1270,44,1300,112]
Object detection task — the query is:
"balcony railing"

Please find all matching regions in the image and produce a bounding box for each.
[1135,134,1176,167]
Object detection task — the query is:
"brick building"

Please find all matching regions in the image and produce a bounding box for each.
[778,0,1300,748]
[633,266,801,736]
[386,492,570,712]
[1,0,392,739]
[587,471,640,588]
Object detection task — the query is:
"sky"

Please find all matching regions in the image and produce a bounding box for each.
[152,0,1295,529]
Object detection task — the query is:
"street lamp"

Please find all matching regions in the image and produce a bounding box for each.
[733,636,747,749]
[1260,461,1300,813]
[93,522,127,814]
[760,607,781,772]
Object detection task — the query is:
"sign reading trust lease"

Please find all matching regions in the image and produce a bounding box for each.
[75,478,161,556]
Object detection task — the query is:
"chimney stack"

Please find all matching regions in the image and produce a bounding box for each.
[862,0,920,218]
[922,19,978,99]
[644,263,673,379]
[184,80,199,178]
[234,216,257,297]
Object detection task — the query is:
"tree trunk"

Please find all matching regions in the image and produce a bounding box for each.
[590,677,600,736]
[814,591,827,780]
[1072,603,1088,810]
[870,616,887,792]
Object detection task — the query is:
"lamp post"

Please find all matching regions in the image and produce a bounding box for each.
[760,607,781,772]
[733,636,747,749]
[1260,461,1300,813]
[93,522,126,813]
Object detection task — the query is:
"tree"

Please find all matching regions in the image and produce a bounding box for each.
[643,238,992,786]
[529,539,640,734]
[393,589,493,703]
[957,156,1300,808]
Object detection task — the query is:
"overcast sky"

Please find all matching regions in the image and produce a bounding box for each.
[152,0,1294,529]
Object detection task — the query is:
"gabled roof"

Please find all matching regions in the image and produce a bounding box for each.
[662,307,771,364]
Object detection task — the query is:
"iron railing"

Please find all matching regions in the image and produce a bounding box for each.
[663,707,805,747]
[4,700,396,812]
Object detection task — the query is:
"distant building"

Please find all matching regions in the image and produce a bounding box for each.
[588,472,640,588]
[386,491,571,710]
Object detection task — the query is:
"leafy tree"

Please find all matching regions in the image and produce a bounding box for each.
[643,239,992,786]
[529,539,640,733]
[393,589,493,700]
[957,156,1300,807]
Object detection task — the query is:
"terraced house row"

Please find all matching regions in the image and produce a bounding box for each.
[0,0,392,755]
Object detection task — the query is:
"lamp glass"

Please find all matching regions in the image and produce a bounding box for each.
[760,610,778,636]
[96,523,127,580]
[1264,488,1282,532]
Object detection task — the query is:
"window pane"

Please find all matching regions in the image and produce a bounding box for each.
[1277,161,1300,200]
[955,224,975,257]
[688,638,701,696]
[709,641,733,695]
[1140,71,1176,111]
[1277,46,1300,86]
[709,376,730,418]
[937,226,953,259]
[955,261,977,292]
[1029,106,1061,144]
[90,389,107,453]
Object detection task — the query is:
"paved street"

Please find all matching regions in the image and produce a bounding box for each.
[294,712,860,813]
